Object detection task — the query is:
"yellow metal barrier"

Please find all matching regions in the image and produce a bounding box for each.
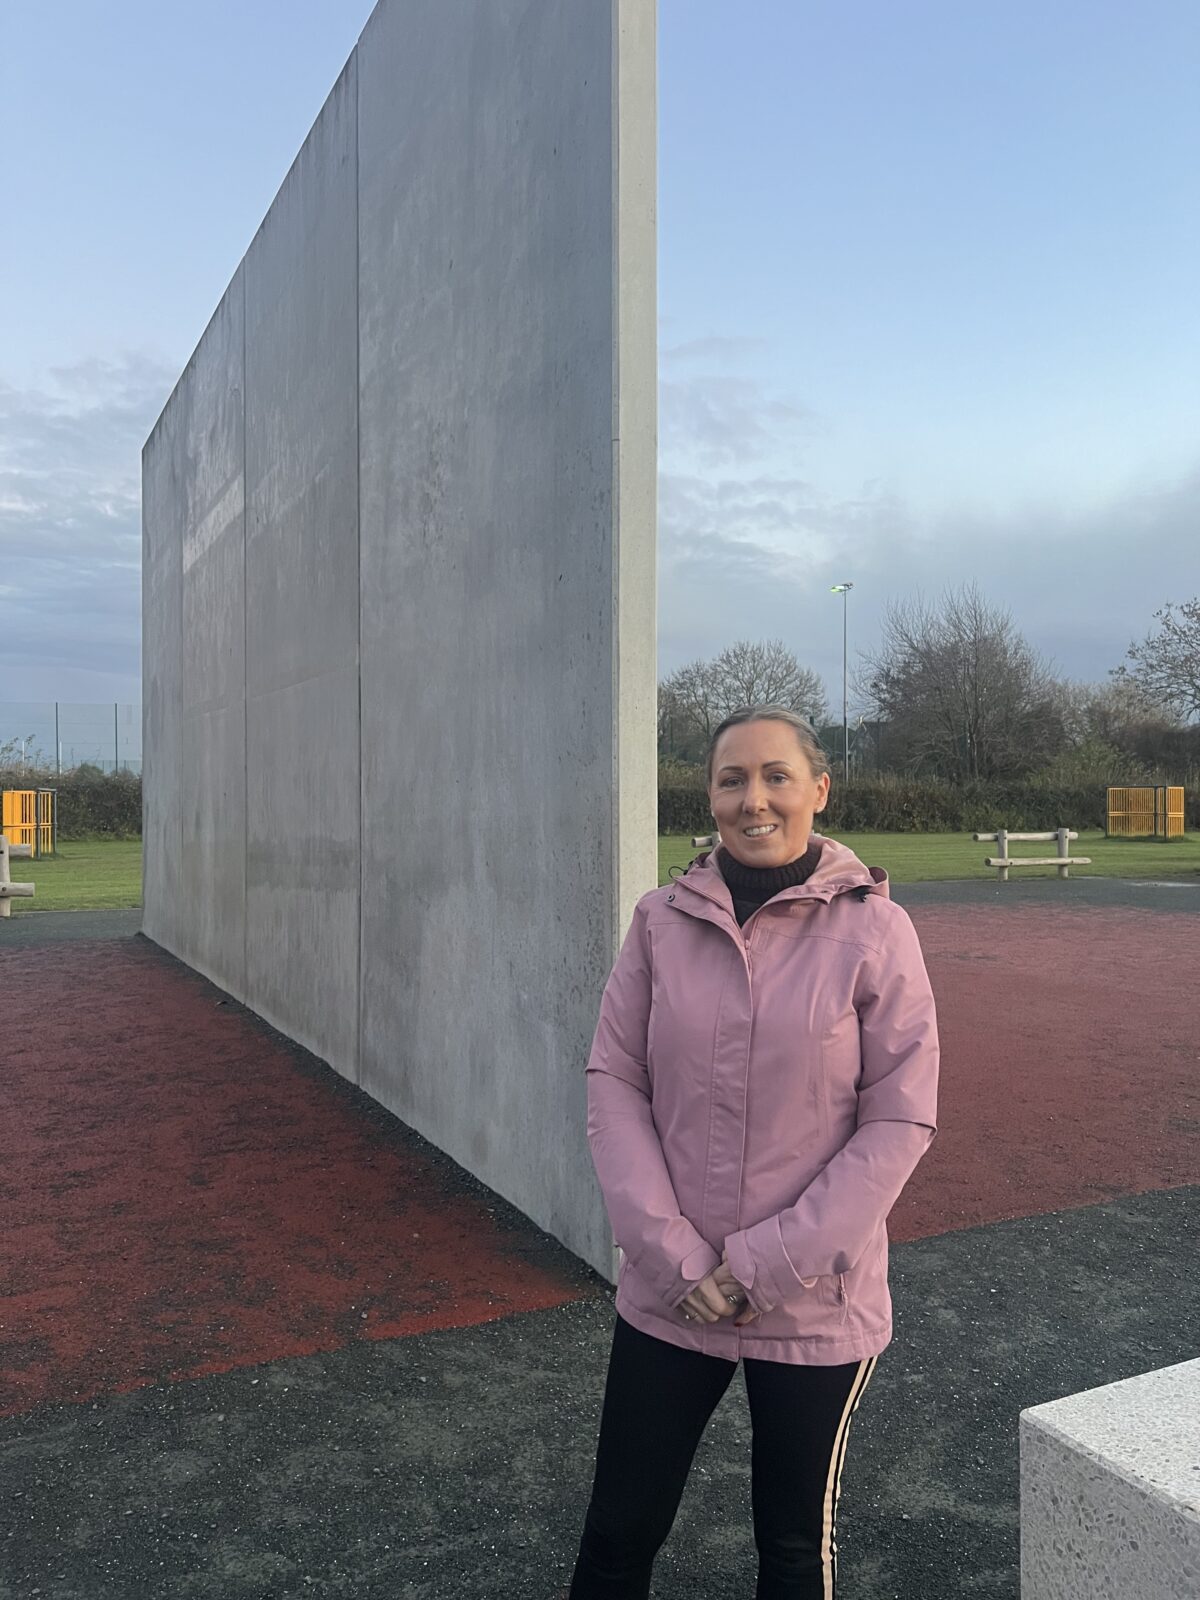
[1,789,56,857]
[1166,786,1185,838]
[1106,785,1186,840]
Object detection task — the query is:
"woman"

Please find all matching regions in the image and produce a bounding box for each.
[566,704,939,1599]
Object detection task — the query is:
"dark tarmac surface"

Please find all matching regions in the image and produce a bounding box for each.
[0,907,142,944]
[2,899,1198,1599]
[892,875,1200,913]
[3,1191,1196,1599]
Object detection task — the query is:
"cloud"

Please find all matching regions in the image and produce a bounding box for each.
[656,349,1200,698]
[659,340,827,473]
[660,335,771,369]
[0,354,172,699]
[658,462,917,703]
[3,338,1194,715]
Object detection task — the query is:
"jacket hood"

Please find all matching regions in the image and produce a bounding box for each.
[671,832,890,911]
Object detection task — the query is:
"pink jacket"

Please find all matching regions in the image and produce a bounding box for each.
[586,834,939,1365]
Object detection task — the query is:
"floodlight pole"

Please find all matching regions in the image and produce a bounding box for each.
[831,583,854,779]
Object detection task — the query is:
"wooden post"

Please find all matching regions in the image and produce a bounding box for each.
[1056,827,1069,879]
[996,828,1009,882]
[0,836,36,917]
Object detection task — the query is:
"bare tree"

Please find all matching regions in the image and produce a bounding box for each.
[659,639,828,761]
[658,660,721,762]
[1117,599,1200,721]
[860,584,1062,780]
[1061,673,1199,776]
[712,639,828,723]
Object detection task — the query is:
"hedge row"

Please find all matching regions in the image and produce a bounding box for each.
[4,764,1197,844]
[659,763,1200,835]
[0,766,142,840]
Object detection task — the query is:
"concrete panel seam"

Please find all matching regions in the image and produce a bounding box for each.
[242,264,249,1006]
[354,45,363,1091]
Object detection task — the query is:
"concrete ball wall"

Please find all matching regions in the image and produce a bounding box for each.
[142,0,657,1281]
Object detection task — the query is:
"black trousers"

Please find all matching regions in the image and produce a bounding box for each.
[569,1313,878,1600]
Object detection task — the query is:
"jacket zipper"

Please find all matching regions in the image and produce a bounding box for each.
[674,869,866,1339]
[734,934,753,1249]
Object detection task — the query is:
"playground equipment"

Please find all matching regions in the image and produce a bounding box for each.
[0,836,35,917]
[1,788,56,857]
[1107,785,1185,840]
[974,828,1090,882]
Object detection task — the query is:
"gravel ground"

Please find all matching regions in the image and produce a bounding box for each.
[893,876,1200,914]
[0,908,142,944]
[2,1189,1196,1599]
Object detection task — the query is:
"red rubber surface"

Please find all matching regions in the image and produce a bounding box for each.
[2,905,1196,1418]
[891,905,1200,1241]
[0,941,586,1419]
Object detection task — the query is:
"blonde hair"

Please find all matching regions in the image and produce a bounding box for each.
[704,704,831,789]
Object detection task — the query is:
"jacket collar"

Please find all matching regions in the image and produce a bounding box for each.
[669,832,890,921]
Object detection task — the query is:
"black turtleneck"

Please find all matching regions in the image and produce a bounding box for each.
[716,838,824,928]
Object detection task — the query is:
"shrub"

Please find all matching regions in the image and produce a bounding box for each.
[0,761,142,841]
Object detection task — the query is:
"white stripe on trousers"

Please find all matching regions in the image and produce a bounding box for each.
[820,1354,878,1598]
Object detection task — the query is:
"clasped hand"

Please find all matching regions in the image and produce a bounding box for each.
[679,1248,759,1327]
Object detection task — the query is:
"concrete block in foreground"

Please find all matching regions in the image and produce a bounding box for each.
[1020,1356,1200,1598]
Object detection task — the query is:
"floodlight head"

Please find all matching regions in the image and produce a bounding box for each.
[830,582,854,593]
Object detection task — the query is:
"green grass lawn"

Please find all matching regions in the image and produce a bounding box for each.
[4,831,1198,915]
[5,840,142,913]
[659,829,1200,886]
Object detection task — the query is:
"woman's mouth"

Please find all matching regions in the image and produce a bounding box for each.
[743,825,777,838]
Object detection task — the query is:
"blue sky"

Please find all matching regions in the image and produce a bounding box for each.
[1,0,1197,715]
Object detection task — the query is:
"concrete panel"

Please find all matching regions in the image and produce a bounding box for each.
[179,702,247,993]
[141,384,188,955]
[245,669,360,1078]
[244,61,359,700]
[244,60,360,1078]
[177,273,247,993]
[357,0,655,1276]
[1021,1358,1200,1598]
[612,0,660,1122]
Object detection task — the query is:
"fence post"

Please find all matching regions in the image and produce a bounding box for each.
[1056,828,1070,880]
[996,828,1009,882]
[0,836,35,917]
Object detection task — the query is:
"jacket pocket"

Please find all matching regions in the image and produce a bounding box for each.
[818,1272,849,1325]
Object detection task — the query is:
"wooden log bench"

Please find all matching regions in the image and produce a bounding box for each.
[0,836,35,917]
[973,828,1091,882]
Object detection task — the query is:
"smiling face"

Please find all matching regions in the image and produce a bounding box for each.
[707,719,831,869]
